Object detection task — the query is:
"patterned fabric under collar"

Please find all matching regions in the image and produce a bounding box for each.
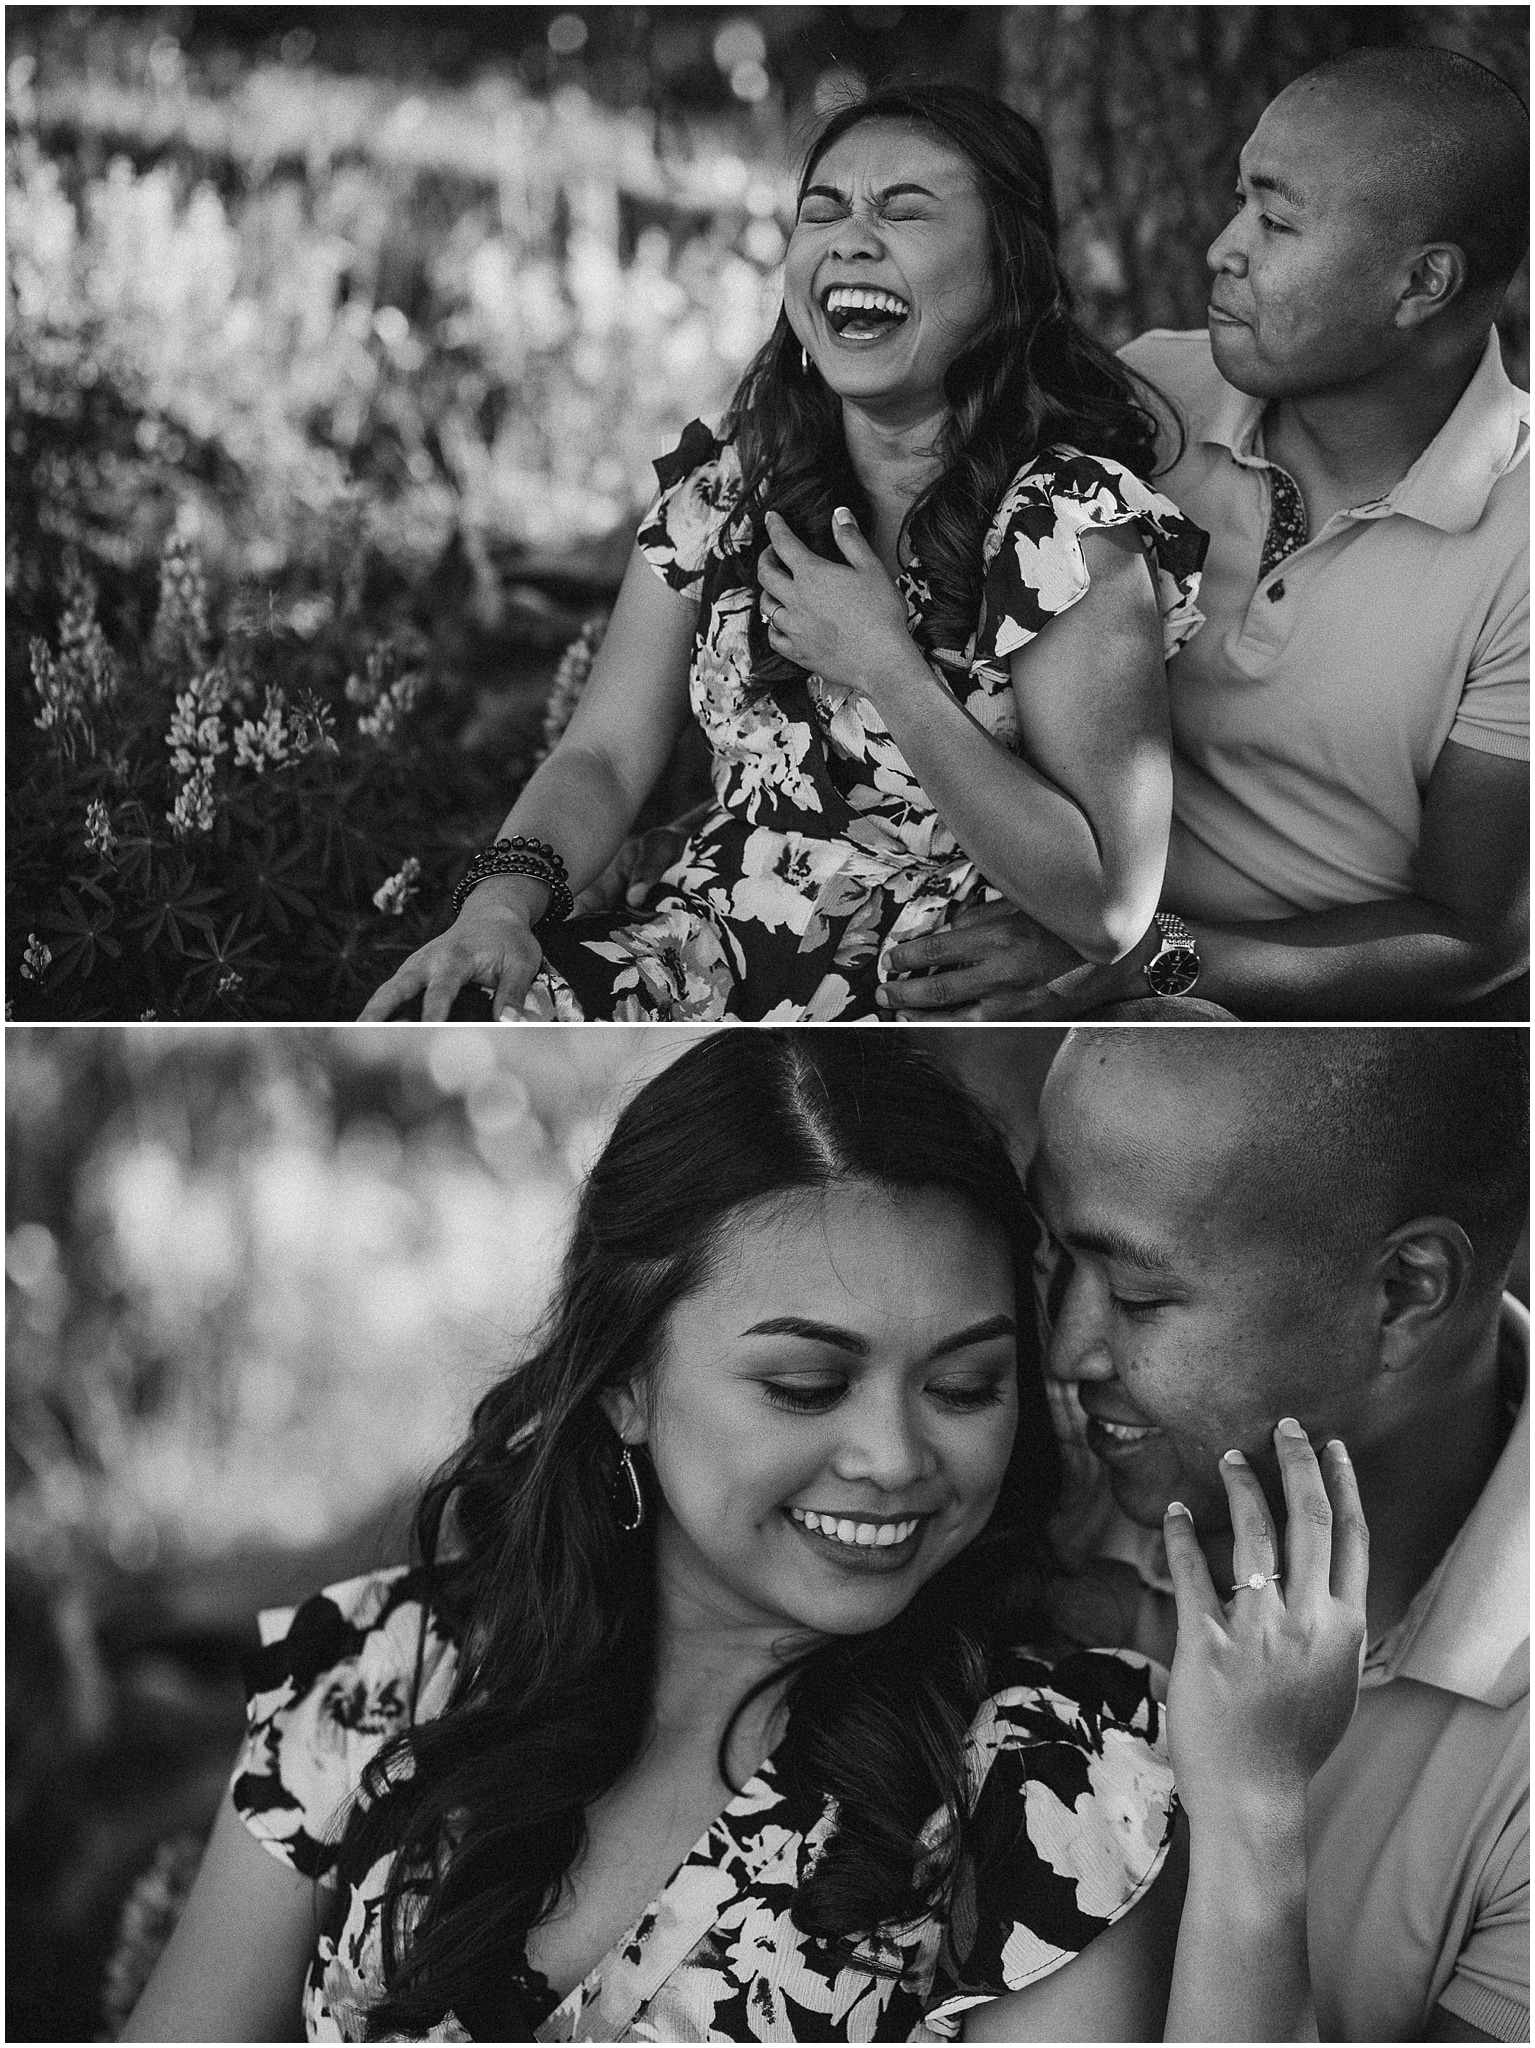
[1259,464,1308,581]
[229,1566,1178,2041]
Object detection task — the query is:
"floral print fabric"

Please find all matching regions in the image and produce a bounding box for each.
[230,1567,1176,2042]
[529,420,1205,1021]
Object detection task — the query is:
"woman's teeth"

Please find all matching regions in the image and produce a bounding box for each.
[789,1508,920,1548]
[822,286,910,336]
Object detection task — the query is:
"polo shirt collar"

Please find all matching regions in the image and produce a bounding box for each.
[1366,1295,1530,1709]
[1198,327,1528,535]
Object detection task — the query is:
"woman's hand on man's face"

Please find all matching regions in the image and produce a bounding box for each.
[1161,1422,1369,1839]
[755,508,916,702]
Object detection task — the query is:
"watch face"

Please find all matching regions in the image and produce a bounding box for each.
[1147,947,1200,998]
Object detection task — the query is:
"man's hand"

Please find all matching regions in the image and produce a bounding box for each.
[878,900,1146,1018]
[572,820,695,915]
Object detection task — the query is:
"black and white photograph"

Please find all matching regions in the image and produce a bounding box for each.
[5,4,1527,1022]
[6,1024,1529,2040]
[4,7,1531,2047]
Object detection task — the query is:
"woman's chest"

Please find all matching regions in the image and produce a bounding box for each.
[524,1762,747,1999]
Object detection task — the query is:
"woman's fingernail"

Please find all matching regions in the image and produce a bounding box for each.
[875,988,891,1005]
[1325,1437,1350,1463]
[1166,1501,1192,1520]
[1277,1416,1306,1438]
[834,505,854,523]
[1223,1448,1247,1466]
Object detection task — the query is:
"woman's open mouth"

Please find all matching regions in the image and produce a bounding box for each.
[820,285,911,345]
[785,1505,926,1570]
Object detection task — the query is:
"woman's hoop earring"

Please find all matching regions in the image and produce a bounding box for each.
[615,1445,645,1534]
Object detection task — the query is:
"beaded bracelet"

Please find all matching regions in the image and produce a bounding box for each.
[453,838,575,924]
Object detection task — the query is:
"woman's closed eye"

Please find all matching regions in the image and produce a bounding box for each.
[763,1378,845,1413]
[761,1375,1008,1414]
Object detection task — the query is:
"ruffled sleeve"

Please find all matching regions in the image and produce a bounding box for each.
[975,449,1207,669]
[920,1646,1176,2036]
[635,419,744,601]
[227,1565,459,1883]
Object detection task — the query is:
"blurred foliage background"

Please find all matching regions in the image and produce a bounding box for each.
[6,5,1527,1019]
[5,1022,1061,2038]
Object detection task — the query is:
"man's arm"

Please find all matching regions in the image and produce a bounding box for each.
[882,740,1527,1020]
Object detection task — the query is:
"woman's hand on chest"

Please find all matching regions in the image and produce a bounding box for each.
[756,507,929,705]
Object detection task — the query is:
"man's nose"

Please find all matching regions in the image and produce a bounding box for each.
[1206,213,1248,276]
[1044,1271,1117,1386]
[831,1389,937,1489]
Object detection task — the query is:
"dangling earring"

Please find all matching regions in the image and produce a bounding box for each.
[615,1444,645,1534]
[801,344,812,375]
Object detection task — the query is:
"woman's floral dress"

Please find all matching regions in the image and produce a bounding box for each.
[527,423,1206,1021]
[231,1566,1176,2042]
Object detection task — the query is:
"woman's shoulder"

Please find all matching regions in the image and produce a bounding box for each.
[230,1564,461,1881]
[976,444,1207,661]
[973,1641,1167,1748]
[988,444,1193,536]
[638,419,744,594]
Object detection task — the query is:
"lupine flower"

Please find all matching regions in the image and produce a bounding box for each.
[168,760,216,838]
[372,857,422,916]
[347,646,425,744]
[291,693,341,758]
[58,555,119,707]
[21,934,52,981]
[84,798,118,859]
[31,638,88,750]
[216,970,244,998]
[152,530,211,664]
[166,669,227,835]
[233,686,293,773]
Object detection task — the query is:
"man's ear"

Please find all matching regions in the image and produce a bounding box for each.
[1376,1217,1476,1369]
[1395,243,1467,329]
[598,1382,648,1446]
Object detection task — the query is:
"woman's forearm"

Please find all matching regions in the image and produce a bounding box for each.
[1166,1807,1315,2042]
[874,647,1168,963]
[489,740,652,911]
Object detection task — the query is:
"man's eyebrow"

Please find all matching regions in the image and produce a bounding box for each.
[1246,169,1307,209]
[739,1312,1015,1358]
[800,181,941,205]
[1058,1226,1177,1276]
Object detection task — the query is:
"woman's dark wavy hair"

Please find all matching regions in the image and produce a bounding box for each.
[712,80,1173,695]
[336,1032,1062,2040]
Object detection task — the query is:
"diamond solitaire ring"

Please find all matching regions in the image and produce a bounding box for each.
[1230,1571,1282,1595]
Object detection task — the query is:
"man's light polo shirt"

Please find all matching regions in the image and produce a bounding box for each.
[1061,1298,1530,2041]
[1118,329,1530,923]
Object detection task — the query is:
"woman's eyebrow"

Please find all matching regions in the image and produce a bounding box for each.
[800,181,941,205]
[927,1314,1016,1361]
[741,1315,868,1353]
[739,1313,1015,1358]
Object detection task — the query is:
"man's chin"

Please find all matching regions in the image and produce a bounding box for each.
[1206,317,1278,397]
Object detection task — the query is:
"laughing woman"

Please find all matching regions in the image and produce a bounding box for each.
[125,1036,1366,2042]
[361,83,1206,1023]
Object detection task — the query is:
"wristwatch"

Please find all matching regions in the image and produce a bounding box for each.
[1143,910,1201,998]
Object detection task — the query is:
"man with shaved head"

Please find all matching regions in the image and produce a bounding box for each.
[1032,1027,1529,2039]
[881,46,1529,1022]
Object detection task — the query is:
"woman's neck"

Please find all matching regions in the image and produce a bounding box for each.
[840,397,951,570]
[647,1537,812,1778]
